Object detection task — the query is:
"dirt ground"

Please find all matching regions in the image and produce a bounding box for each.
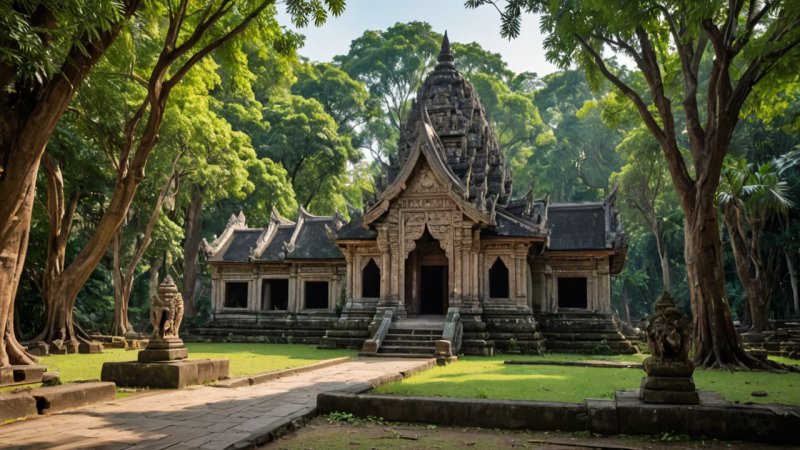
[262,415,798,449]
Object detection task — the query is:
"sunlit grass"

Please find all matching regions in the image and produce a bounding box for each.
[374,353,800,405]
[33,343,354,383]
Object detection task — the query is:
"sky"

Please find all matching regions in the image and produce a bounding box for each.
[275,0,559,76]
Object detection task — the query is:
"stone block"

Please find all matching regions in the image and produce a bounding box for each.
[434,340,452,357]
[138,347,189,362]
[0,393,37,422]
[0,365,45,387]
[317,393,587,431]
[641,376,696,392]
[101,358,229,389]
[78,341,104,354]
[639,388,699,405]
[586,399,618,435]
[31,381,116,414]
[26,341,50,356]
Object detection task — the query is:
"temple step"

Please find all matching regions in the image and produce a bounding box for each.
[376,324,441,356]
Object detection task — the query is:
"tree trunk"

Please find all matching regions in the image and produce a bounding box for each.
[653,225,671,293]
[0,176,38,366]
[109,159,178,336]
[110,230,134,336]
[182,185,204,318]
[721,204,769,332]
[622,290,632,326]
[786,250,799,316]
[0,0,142,369]
[33,156,82,349]
[685,200,756,368]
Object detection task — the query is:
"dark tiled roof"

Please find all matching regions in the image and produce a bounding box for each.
[481,208,543,238]
[548,203,607,250]
[287,220,343,260]
[221,230,261,262]
[260,227,294,261]
[336,215,376,240]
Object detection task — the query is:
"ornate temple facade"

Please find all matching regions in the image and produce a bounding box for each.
[200,35,632,355]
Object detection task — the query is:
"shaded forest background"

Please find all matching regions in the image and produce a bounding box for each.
[12,17,800,340]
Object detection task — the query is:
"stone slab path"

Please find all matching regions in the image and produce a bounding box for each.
[0,357,433,450]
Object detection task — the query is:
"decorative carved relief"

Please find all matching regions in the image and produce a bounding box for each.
[409,167,447,194]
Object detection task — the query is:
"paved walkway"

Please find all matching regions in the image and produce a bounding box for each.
[0,357,433,450]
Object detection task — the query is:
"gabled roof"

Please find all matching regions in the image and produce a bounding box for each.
[547,202,608,250]
[203,207,344,263]
[363,110,493,227]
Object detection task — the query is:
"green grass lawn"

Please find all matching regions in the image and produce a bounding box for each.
[374,354,800,405]
[33,343,355,383]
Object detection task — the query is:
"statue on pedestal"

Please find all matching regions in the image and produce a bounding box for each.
[139,275,188,363]
[639,291,699,404]
[150,275,185,339]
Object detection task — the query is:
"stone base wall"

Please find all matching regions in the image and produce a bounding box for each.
[189,311,339,344]
[539,310,637,354]
[191,307,636,355]
[483,304,546,355]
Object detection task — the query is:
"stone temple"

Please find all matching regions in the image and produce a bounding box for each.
[198,35,633,355]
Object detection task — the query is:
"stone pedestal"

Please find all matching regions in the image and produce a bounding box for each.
[102,358,229,389]
[138,336,189,362]
[639,374,699,404]
[100,275,229,388]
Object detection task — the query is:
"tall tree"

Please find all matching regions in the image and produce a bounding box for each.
[613,127,679,293]
[0,0,143,367]
[30,0,344,349]
[335,22,440,162]
[718,155,795,331]
[471,0,800,368]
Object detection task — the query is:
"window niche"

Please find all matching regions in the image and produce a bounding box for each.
[304,281,329,309]
[558,277,588,309]
[361,259,381,298]
[261,279,288,310]
[489,258,510,298]
[224,282,249,308]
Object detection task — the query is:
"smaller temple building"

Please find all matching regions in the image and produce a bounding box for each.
[198,34,633,355]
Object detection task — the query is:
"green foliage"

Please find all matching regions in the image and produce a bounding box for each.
[327,412,385,425]
[0,0,125,84]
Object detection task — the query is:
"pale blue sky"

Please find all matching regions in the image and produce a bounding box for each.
[276,0,559,76]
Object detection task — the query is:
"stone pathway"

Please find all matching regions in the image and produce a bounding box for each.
[0,357,433,450]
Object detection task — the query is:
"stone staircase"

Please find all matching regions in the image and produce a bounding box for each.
[363,315,444,357]
[378,328,440,356]
[539,310,637,355]
[763,321,800,359]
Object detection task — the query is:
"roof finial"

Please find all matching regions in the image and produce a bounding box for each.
[437,31,454,66]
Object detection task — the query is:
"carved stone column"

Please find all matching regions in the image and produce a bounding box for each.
[377,225,391,307]
[343,247,353,301]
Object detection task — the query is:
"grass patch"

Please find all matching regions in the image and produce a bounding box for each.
[374,353,800,405]
[33,343,354,383]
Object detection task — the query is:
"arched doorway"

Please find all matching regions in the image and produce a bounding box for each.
[404,228,448,315]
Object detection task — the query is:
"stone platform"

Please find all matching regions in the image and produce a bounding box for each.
[101,358,229,389]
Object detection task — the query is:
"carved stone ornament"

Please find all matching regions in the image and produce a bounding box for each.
[639,291,699,404]
[644,291,692,375]
[150,275,185,340]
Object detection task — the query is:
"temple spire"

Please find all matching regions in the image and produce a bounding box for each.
[437,31,454,67]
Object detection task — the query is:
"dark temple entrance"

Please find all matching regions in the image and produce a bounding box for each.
[405,228,449,315]
[420,265,447,314]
